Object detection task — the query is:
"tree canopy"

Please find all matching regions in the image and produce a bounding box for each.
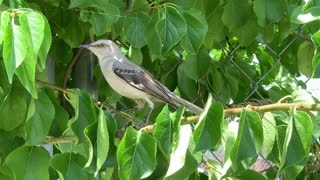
[0,0,320,179]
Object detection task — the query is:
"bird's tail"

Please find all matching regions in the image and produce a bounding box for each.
[168,93,203,114]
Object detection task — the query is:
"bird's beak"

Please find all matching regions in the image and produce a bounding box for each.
[80,44,90,49]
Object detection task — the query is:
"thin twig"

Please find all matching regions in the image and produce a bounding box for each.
[36,80,74,94]
[36,80,138,124]
[202,160,222,174]
[95,101,137,124]
[290,33,312,43]
[61,48,84,108]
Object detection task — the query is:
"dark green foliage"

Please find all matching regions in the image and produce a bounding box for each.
[0,0,320,179]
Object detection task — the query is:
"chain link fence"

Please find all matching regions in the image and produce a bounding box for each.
[205,35,319,174]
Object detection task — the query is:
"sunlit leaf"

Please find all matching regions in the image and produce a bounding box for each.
[3,23,26,83]
[117,126,157,180]
[262,112,276,157]
[291,6,320,24]
[153,106,183,157]
[96,107,109,171]
[165,125,192,177]
[279,111,312,178]
[297,42,314,77]
[0,11,9,45]
[230,109,263,172]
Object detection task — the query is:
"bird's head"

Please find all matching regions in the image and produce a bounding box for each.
[81,40,120,60]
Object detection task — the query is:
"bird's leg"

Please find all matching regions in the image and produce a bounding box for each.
[123,99,145,114]
[142,98,154,126]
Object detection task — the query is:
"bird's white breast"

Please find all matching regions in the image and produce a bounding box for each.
[99,59,150,99]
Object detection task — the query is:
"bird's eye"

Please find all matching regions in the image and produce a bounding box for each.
[100,43,105,47]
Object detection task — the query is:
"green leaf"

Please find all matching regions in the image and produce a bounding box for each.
[254,0,286,26]
[58,90,96,168]
[131,0,148,10]
[177,63,198,100]
[124,12,149,48]
[279,111,312,177]
[262,112,276,157]
[153,106,183,157]
[50,153,94,180]
[144,12,162,57]
[3,22,27,83]
[15,44,37,98]
[54,12,86,48]
[205,6,225,47]
[38,15,52,70]
[128,45,143,65]
[184,48,211,80]
[96,107,109,171]
[25,90,55,145]
[0,11,9,45]
[292,89,315,104]
[88,4,120,36]
[230,109,263,172]
[311,29,320,75]
[69,0,109,8]
[0,165,14,180]
[117,126,157,180]
[233,15,260,46]
[0,83,29,131]
[166,0,194,9]
[194,97,224,152]
[181,12,207,53]
[67,90,97,142]
[222,0,251,28]
[297,42,314,77]
[291,6,320,24]
[165,150,198,179]
[20,11,45,58]
[165,124,192,177]
[155,7,187,55]
[0,130,24,161]
[5,146,50,180]
[235,169,267,180]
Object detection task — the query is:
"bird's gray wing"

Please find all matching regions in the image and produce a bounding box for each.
[112,59,179,108]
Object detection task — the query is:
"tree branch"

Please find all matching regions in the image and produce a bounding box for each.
[43,136,77,144]
[61,48,84,108]
[37,80,320,139]
[291,33,313,43]
[140,103,320,132]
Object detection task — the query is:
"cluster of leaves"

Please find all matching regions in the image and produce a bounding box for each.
[0,0,320,179]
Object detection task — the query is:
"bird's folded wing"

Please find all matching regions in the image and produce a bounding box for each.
[112,60,178,108]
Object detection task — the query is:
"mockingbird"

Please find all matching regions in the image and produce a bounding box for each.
[81,40,203,124]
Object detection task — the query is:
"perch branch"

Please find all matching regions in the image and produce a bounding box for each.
[37,80,320,140]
